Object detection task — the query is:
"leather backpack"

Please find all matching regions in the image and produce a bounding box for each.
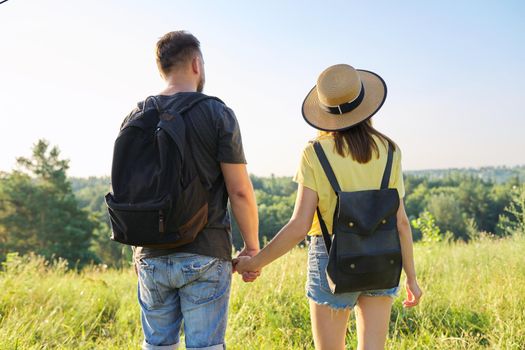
[314,141,402,293]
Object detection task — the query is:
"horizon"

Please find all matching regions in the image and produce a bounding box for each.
[60,162,525,180]
[1,0,524,177]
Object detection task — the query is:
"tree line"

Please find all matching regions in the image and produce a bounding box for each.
[0,140,524,267]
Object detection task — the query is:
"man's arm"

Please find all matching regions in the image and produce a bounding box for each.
[221,163,259,253]
[215,103,258,281]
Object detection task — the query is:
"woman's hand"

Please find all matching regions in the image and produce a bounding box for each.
[233,256,258,275]
[233,246,261,282]
[403,279,423,308]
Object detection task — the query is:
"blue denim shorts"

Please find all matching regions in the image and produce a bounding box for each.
[136,253,232,350]
[306,236,399,310]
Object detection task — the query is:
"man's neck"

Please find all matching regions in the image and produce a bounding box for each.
[159,79,197,96]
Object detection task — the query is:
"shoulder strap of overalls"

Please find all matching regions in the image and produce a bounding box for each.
[312,141,341,253]
[380,142,394,189]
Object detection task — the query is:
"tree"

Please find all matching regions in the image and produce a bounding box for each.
[231,176,297,249]
[404,181,429,219]
[0,140,97,265]
[426,192,468,240]
[73,178,132,267]
[497,185,525,236]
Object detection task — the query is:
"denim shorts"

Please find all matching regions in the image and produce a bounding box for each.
[306,236,399,310]
[136,253,232,350]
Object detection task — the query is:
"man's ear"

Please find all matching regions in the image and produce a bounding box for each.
[191,55,201,75]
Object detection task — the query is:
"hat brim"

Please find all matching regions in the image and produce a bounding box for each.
[301,69,387,131]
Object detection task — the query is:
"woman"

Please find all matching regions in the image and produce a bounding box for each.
[235,64,423,350]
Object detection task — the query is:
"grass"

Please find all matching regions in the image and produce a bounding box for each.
[0,235,524,349]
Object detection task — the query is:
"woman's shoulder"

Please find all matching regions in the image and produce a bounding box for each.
[301,135,334,156]
[305,134,333,147]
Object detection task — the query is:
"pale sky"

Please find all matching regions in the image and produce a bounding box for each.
[1,0,524,177]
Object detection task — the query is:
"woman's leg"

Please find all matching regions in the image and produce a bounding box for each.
[354,295,393,350]
[309,300,351,350]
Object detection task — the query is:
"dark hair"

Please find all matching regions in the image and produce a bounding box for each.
[155,31,201,77]
[327,119,396,163]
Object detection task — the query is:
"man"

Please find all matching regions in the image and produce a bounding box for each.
[127,31,260,350]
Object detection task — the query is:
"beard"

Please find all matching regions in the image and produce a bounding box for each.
[197,74,205,93]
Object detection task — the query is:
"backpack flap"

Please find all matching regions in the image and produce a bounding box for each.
[335,188,399,236]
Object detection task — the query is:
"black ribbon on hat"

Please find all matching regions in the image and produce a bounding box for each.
[320,83,365,115]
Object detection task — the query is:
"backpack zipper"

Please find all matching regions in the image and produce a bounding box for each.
[159,210,165,233]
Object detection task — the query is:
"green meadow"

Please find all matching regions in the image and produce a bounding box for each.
[0,235,524,350]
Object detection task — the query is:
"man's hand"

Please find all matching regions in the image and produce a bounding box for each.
[233,246,261,282]
[234,256,254,274]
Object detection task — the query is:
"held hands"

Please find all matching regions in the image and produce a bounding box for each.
[403,279,423,308]
[232,247,261,283]
[234,256,253,274]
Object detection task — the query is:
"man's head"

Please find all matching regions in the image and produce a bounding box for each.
[155,31,205,92]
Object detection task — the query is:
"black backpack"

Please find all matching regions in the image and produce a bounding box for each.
[313,141,402,293]
[105,94,222,248]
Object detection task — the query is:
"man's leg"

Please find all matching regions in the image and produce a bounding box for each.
[178,256,232,350]
[137,257,183,350]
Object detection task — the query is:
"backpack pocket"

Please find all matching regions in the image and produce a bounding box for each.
[337,251,402,274]
[105,193,173,246]
[327,250,402,293]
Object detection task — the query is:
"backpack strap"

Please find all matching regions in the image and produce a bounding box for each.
[313,141,341,254]
[313,142,342,193]
[143,94,224,115]
[179,95,224,115]
[317,207,333,253]
[380,143,394,189]
[175,95,224,183]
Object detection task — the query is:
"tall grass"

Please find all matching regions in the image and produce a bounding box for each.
[1,236,524,349]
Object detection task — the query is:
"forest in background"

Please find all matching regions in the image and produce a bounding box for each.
[0,140,524,267]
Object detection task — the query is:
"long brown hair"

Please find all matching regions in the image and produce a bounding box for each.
[320,119,396,163]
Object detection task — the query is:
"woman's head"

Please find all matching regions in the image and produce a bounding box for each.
[302,64,393,163]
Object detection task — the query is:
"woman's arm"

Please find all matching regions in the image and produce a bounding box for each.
[397,199,423,307]
[236,184,318,272]
[397,200,416,280]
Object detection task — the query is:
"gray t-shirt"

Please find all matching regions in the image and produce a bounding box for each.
[127,92,246,262]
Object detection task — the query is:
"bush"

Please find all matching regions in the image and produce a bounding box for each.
[411,211,444,243]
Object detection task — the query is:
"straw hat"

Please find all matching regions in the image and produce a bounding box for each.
[301,64,387,131]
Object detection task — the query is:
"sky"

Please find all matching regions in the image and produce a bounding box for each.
[1,0,524,177]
